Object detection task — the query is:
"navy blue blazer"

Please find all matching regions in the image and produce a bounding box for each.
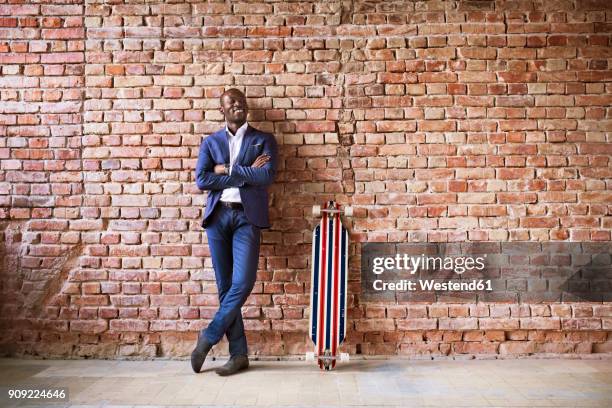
[195,124,278,229]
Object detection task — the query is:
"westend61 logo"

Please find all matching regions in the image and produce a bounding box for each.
[360,242,612,303]
[371,253,490,292]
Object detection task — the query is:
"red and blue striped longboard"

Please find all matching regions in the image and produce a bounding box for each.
[309,201,349,370]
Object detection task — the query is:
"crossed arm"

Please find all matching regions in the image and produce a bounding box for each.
[195,135,278,191]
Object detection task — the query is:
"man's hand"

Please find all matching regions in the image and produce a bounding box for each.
[251,154,270,168]
[214,164,227,175]
[213,154,268,175]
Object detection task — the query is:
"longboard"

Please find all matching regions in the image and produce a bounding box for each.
[307,201,351,370]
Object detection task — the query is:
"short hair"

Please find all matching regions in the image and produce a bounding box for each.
[219,88,245,104]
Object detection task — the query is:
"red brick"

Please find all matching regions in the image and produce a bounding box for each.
[397,319,437,330]
[41,28,84,40]
[454,342,498,354]
[70,320,107,334]
[439,318,478,330]
[479,318,519,330]
[499,341,535,355]
[520,317,561,330]
[109,320,149,332]
[0,5,39,15]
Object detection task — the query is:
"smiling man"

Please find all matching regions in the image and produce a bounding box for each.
[191,88,278,376]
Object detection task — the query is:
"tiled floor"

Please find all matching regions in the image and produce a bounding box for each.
[0,357,610,407]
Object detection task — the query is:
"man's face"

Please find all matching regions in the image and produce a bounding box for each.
[219,91,248,124]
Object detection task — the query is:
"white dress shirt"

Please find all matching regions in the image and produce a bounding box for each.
[220,121,248,203]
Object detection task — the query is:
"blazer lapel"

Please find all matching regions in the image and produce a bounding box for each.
[219,128,230,164]
[235,124,253,166]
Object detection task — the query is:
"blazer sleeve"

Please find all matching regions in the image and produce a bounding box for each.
[231,133,278,187]
[195,137,244,191]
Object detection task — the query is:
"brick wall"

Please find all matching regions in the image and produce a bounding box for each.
[1,0,611,358]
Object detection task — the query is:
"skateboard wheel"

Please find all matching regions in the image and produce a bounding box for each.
[305,352,315,361]
[344,206,353,217]
[340,353,349,362]
[312,205,321,217]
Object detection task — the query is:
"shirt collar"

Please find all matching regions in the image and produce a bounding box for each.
[225,121,249,138]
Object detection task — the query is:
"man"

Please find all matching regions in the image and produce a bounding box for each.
[191,88,278,376]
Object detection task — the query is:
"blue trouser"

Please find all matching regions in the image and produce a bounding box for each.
[202,204,260,356]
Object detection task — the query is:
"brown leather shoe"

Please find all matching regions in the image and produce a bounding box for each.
[215,355,249,376]
[190,334,212,373]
